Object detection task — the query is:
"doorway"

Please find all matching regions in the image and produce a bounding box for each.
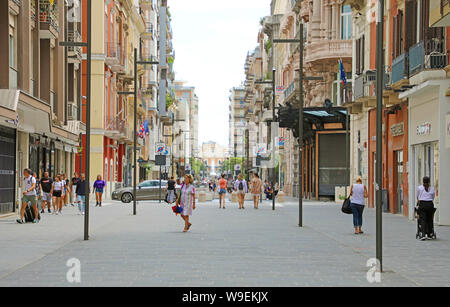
[395,150,404,214]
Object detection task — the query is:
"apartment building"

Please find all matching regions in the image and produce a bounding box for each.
[172,80,199,173]
[228,86,247,160]
[0,0,83,214]
[236,0,352,198]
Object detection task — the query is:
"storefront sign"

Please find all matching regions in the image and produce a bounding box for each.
[391,123,404,137]
[416,123,431,136]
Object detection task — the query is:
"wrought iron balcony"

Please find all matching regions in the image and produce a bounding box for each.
[142,22,154,40]
[354,71,377,102]
[39,0,59,38]
[284,81,296,101]
[105,43,125,73]
[409,39,447,76]
[67,29,82,62]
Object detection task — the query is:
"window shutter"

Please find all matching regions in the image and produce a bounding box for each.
[404,0,417,50]
[398,10,404,54]
[356,38,361,75]
[361,34,365,72]
[393,15,398,58]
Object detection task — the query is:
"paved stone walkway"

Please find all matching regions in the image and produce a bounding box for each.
[1,198,449,287]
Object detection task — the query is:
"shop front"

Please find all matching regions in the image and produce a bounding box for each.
[0,125,16,214]
[368,103,409,215]
[401,79,450,225]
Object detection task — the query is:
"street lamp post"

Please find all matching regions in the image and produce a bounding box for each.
[255,69,276,211]
[375,0,385,272]
[118,48,159,216]
[59,0,91,241]
[274,23,323,227]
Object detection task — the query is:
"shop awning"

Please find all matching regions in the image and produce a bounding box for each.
[278,105,349,139]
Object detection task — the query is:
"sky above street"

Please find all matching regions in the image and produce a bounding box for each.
[170,0,271,149]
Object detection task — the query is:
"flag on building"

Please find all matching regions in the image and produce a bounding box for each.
[339,59,347,86]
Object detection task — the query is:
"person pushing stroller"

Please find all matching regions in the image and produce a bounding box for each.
[416,176,437,241]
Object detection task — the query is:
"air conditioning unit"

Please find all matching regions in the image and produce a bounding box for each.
[67,103,78,121]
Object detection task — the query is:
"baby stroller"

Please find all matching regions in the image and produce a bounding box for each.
[415,206,437,240]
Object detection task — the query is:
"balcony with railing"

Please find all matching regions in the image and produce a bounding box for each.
[105,43,125,73]
[39,0,59,39]
[305,40,352,64]
[142,22,154,40]
[409,39,447,76]
[67,29,82,62]
[354,71,376,103]
[106,116,127,140]
[391,53,409,86]
[284,81,296,101]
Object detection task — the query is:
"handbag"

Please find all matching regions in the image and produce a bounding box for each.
[341,197,353,214]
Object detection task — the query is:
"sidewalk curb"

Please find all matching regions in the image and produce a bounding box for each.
[0,213,16,219]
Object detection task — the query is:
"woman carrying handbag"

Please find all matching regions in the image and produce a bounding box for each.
[349,177,368,235]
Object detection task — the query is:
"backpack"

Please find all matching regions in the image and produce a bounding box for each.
[238,181,244,191]
[24,204,41,223]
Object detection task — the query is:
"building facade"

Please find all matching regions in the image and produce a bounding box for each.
[0,0,83,214]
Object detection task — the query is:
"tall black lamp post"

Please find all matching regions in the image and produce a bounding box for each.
[59,0,91,241]
[274,24,323,227]
[118,48,158,216]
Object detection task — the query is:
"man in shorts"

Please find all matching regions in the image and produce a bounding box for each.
[39,172,53,213]
[17,169,39,224]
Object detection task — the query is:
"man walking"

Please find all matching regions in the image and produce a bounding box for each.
[17,169,39,224]
[39,172,53,213]
[76,173,87,215]
[71,172,80,207]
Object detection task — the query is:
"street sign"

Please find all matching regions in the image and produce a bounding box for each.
[185,165,191,171]
[155,155,166,166]
[234,164,241,171]
[155,143,169,156]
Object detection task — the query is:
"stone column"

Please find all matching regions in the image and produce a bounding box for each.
[326,4,332,39]
[311,0,322,40]
[331,4,337,39]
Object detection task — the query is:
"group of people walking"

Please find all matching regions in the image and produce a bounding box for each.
[215,173,266,210]
[17,169,106,224]
[347,176,436,240]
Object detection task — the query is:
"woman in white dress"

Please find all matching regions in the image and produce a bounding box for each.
[177,174,196,232]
